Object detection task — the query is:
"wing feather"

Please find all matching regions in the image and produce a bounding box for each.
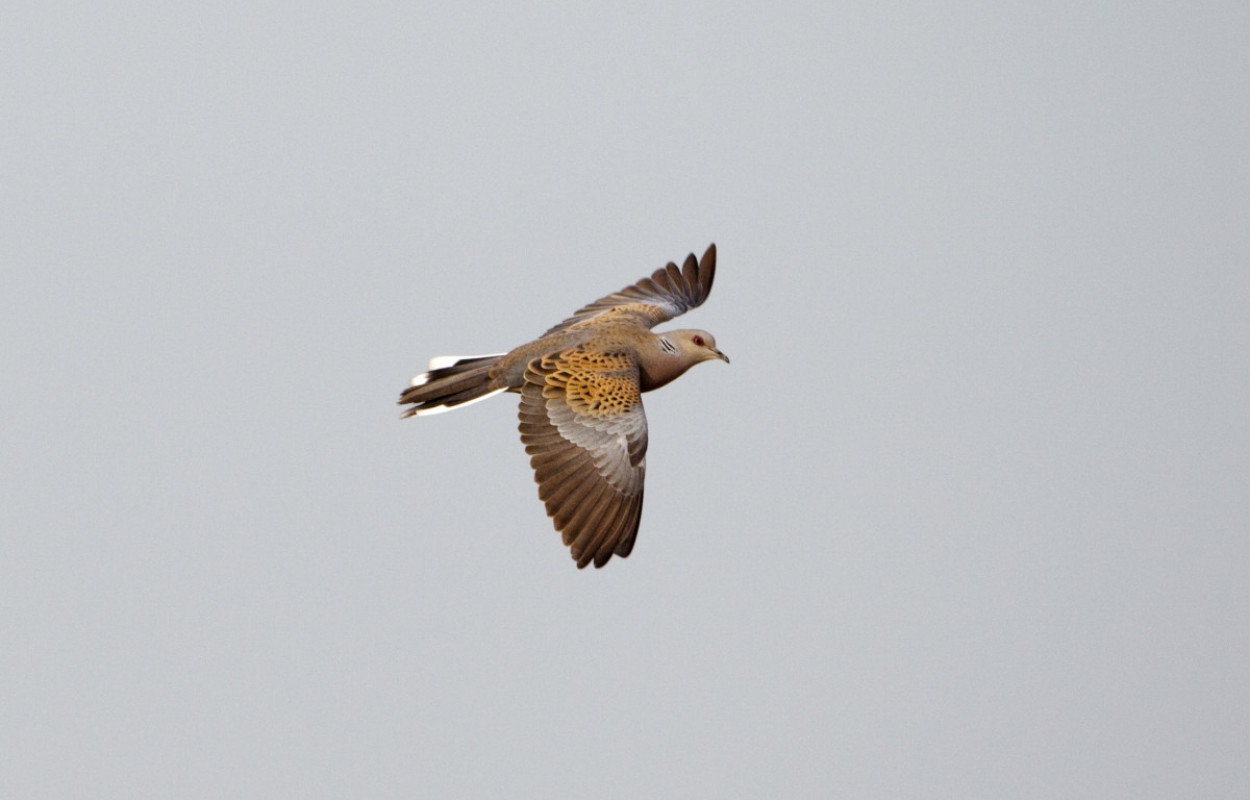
[540,244,716,336]
[518,351,648,569]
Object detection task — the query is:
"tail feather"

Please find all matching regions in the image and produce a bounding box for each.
[399,353,507,418]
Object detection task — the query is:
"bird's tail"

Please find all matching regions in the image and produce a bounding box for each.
[399,353,508,418]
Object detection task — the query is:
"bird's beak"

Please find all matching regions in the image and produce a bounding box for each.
[714,348,730,364]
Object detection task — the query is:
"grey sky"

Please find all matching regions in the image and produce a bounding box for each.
[3,2,1248,797]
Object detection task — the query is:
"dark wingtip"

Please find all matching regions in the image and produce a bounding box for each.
[698,242,716,300]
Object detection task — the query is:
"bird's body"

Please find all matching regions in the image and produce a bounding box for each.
[399,244,726,568]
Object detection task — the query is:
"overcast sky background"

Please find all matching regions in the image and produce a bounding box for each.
[3,2,1248,797]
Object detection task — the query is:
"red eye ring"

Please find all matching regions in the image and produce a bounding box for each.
[692,335,705,346]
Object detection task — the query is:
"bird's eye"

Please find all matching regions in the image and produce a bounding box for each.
[692,335,705,346]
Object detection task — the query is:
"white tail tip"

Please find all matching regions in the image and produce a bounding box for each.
[406,387,508,417]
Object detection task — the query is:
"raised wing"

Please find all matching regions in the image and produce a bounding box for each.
[540,243,716,336]
[517,348,648,568]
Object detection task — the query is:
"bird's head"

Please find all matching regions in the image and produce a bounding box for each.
[672,329,730,365]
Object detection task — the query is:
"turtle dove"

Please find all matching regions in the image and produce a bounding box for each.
[399,244,727,568]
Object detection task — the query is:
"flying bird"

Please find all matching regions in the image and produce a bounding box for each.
[399,244,728,568]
